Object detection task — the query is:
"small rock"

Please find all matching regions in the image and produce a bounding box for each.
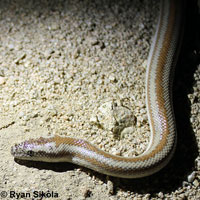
[89,37,99,46]
[121,127,135,138]
[0,76,5,85]
[14,53,26,64]
[73,48,80,59]
[96,100,136,138]
[158,192,164,198]
[90,115,99,125]
[195,157,200,170]
[18,111,25,118]
[193,179,199,187]
[107,180,114,194]
[187,171,196,182]
[109,74,116,82]
[0,69,4,76]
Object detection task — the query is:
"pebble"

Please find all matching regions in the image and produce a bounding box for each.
[96,100,136,137]
[188,171,196,183]
[0,69,4,76]
[18,111,25,118]
[106,180,114,195]
[0,76,5,85]
[156,190,164,198]
[14,53,26,64]
[89,37,99,46]
[195,157,200,169]
[89,115,99,124]
[193,179,199,187]
[109,74,116,82]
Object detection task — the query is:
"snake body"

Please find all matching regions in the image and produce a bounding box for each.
[11,0,184,178]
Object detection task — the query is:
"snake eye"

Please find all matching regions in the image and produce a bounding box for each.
[27,150,34,157]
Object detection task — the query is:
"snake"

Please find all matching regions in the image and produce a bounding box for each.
[11,0,185,178]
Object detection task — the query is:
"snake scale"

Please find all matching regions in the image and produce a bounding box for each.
[11,0,185,178]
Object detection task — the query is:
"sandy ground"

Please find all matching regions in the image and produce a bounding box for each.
[0,0,200,199]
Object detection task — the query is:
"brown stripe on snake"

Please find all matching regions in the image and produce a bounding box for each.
[51,136,170,163]
[147,0,176,155]
[11,0,185,178]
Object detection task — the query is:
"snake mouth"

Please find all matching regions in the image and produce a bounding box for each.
[11,144,26,159]
[10,146,15,156]
[11,144,20,157]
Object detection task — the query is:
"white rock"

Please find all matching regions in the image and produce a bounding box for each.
[187,171,196,183]
[0,76,5,85]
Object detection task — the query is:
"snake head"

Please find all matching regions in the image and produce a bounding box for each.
[11,137,54,161]
[11,136,72,162]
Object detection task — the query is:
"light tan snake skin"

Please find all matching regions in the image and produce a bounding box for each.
[11,0,185,178]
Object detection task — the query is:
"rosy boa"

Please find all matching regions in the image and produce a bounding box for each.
[11,0,185,178]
